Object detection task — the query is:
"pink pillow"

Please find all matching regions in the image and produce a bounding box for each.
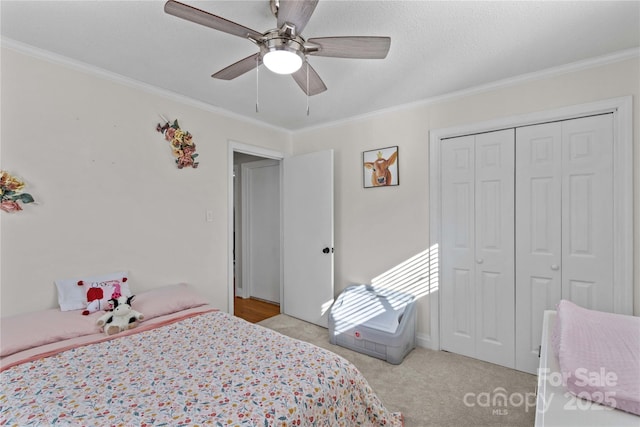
[0,309,100,357]
[132,283,210,320]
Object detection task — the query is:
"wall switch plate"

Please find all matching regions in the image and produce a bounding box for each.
[206,210,214,222]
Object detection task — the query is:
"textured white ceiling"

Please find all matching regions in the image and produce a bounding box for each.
[2,1,639,131]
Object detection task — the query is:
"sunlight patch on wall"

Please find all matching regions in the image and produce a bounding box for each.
[321,299,334,316]
[371,244,438,300]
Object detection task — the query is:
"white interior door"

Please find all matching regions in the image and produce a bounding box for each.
[440,135,476,358]
[515,122,563,373]
[242,159,281,303]
[515,114,614,373]
[561,114,614,311]
[474,130,515,368]
[283,150,334,328]
[440,130,514,367]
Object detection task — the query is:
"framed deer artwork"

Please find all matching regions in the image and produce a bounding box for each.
[363,146,399,188]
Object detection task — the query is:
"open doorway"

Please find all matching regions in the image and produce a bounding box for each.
[228,143,335,328]
[231,148,282,323]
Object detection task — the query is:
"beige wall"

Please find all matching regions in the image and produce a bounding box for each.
[1,45,637,347]
[0,47,291,316]
[292,57,640,341]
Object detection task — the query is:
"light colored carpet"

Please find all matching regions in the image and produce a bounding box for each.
[258,314,536,427]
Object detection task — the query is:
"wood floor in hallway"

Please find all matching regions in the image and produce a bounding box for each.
[234,297,280,323]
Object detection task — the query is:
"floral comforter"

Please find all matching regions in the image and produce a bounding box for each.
[0,311,403,426]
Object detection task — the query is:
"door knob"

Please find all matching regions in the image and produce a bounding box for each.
[551,264,560,271]
[476,258,484,264]
[322,247,331,254]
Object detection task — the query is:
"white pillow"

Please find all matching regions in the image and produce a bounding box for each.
[54,271,130,311]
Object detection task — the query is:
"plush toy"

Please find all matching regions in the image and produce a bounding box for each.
[81,278,126,316]
[96,295,144,336]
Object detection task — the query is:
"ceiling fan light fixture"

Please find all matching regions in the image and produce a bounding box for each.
[260,33,306,75]
[263,49,303,74]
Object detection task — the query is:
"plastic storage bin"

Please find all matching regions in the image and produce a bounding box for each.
[329,284,416,364]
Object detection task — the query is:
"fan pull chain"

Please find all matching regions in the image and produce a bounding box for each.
[255,55,260,113]
[306,60,310,116]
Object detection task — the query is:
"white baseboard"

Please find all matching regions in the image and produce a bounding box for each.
[416,332,438,351]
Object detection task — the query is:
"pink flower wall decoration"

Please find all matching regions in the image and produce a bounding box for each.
[156,119,200,169]
[0,170,35,213]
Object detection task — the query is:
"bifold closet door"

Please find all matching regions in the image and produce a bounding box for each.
[441,129,515,368]
[515,114,614,373]
[561,114,614,310]
[440,134,475,360]
[514,122,563,373]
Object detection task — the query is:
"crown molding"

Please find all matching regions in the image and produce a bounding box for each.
[3,37,637,135]
[1,38,292,135]
[296,47,640,133]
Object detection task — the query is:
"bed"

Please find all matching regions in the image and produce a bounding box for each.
[535,301,639,426]
[1,284,403,426]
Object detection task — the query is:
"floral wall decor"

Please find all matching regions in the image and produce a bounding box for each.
[156,117,199,169]
[0,170,35,212]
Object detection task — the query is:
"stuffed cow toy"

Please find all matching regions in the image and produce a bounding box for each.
[96,295,144,336]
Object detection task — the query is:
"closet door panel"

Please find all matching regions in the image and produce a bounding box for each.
[440,136,476,358]
[453,268,473,335]
[474,130,515,368]
[479,271,501,340]
[515,123,562,373]
[562,114,614,312]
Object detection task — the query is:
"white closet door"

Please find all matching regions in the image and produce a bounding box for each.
[515,122,562,373]
[441,130,515,367]
[441,135,476,359]
[474,130,515,368]
[561,114,614,311]
[515,114,614,373]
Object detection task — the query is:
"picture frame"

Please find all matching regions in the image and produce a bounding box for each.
[363,146,399,188]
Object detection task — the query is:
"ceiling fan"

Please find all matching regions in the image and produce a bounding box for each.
[164,0,391,96]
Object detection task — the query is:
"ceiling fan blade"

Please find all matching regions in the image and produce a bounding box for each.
[212,53,262,80]
[165,0,263,40]
[291,62,327,96]
[306,36,391,59]
[277,0,319,34]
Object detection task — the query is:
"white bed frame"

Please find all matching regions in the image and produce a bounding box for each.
[535,310,639,426]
